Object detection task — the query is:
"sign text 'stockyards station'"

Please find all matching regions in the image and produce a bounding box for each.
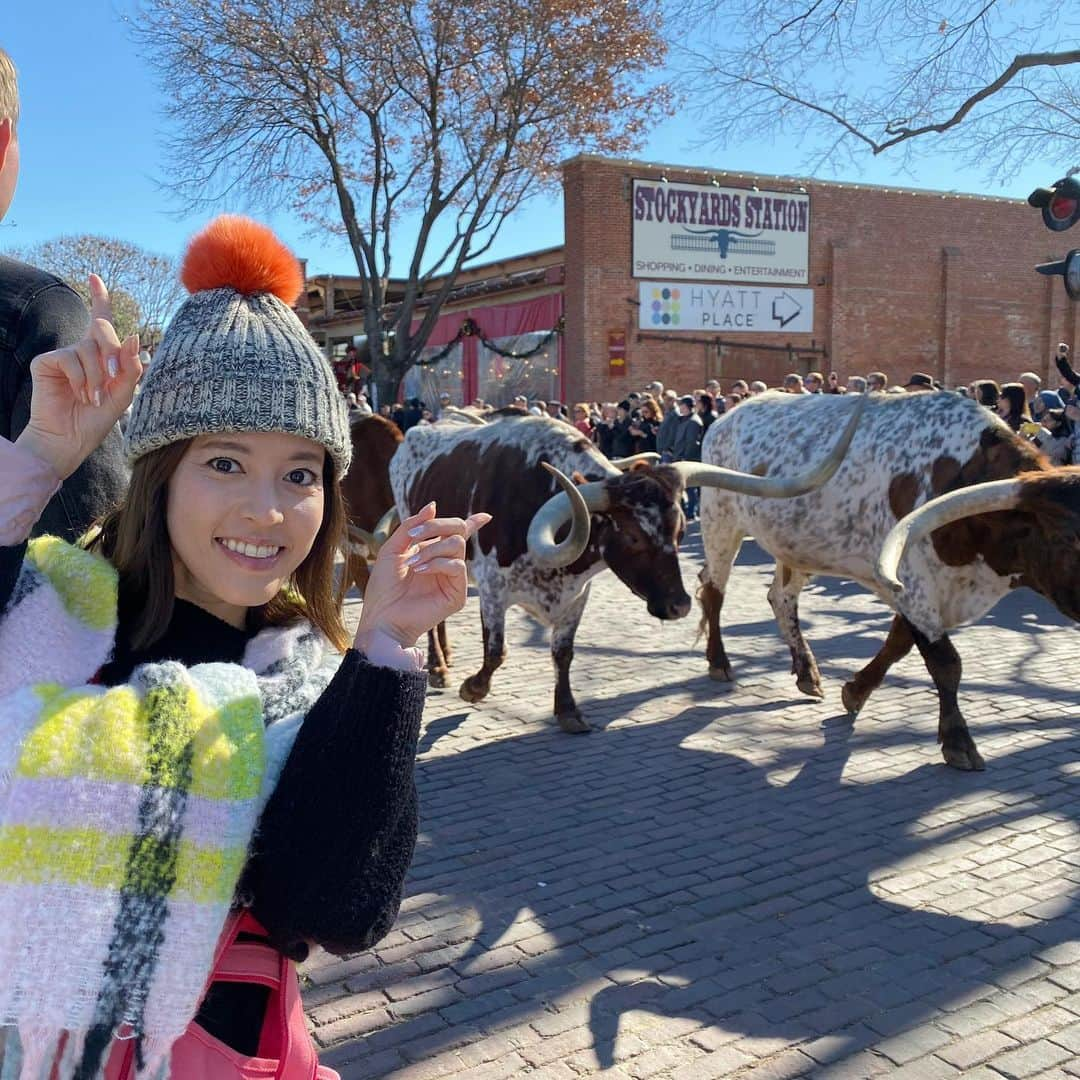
[632,179,811,285]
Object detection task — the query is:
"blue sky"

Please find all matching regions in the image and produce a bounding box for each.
[1,5,1059,278]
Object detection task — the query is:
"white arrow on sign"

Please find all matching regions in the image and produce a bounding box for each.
[771,291,803,328]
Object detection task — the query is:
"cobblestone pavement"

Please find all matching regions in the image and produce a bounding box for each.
[307,527,1080,1078]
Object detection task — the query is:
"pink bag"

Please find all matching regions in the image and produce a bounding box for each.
[98,912,339,1080]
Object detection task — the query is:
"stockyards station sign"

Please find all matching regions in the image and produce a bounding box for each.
[632,179,810,284]
[638,282,815,334]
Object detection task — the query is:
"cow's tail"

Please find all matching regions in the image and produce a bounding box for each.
[694,580,709,645]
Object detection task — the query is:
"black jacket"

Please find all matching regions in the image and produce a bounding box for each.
[672,412,704,462]
[0,256,129,540]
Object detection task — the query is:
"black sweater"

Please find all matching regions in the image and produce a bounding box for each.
[0,541,427,1052]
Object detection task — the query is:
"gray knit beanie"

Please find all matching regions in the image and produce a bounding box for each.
[124,216,351,476]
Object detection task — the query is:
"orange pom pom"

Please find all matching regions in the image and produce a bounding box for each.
[180,215,303,304]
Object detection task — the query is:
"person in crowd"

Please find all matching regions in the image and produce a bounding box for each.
[629,397,662,452]
[672,395,704,519]
[696,391,719,433]
[657,389,681,462]
[804,371,825,393]
[846,375,867,394]
[436,390,453,415]
[825,371,843,394]
[511,394,528,409]
[749,380,767,396]
[353,391,373,416]
[528,399,545,416]
[1018,370,1042,411]
[997,382,1031,432]
[782,373,807,394]
[0,216,490,1076]
[546,401,569,422]
[723,392,743,412]
[594,402,617,456]
[972,379,1000,410]
[1031,388,1064,423]
[903,372,939,392]
[346,391,361,415]
[645,379,664,398]
[0,47,128,546]
[866,371,888,393]
[1053,343,1080,404]
[343,342,369,395]
[728,379,749,397]
[571,402,593,437]
[398,397,425,432]
[705,378,722,399]
[610,399,638,457]
[379,403,394,418]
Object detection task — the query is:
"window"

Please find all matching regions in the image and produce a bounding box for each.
[478,333,559,407]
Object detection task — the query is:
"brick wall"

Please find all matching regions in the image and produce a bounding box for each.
[562,155,1077,403]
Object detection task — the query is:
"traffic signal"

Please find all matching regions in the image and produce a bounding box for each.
[1030,177,1080,300]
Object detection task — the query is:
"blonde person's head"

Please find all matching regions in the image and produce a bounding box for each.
[0,49,18,129]
[0,48,20,222]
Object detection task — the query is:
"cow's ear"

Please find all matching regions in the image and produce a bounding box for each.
[572,470,587,486]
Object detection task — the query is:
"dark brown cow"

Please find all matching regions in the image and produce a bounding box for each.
[339,414,402,596]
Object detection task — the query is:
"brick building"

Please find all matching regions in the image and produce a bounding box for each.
[304,154,1077,406]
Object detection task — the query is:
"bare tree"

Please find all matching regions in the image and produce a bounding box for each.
[12,235,183,346]
[672,0,1078,180]
[133,0,670,404]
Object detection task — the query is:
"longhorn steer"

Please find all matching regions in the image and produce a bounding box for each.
[697,390,1071,771]
[340,414,403,595]
[390,408,864,731]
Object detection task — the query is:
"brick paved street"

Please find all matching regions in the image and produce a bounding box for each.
[309,527,1080,1078]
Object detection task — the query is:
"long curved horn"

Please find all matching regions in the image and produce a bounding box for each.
[440,407,487,425]
[346,524,379,556]
[875,478,1023,594]
[608,452,661,471]
[675,393,867,496]
[527,463,611,568]
[372,505,401,548]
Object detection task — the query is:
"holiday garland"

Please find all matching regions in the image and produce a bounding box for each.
[414,316,564,367]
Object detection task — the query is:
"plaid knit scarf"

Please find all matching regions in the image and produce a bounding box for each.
[0,537,342,1079]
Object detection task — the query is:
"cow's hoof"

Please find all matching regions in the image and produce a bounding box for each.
[557,710,590,734]
[796,674,825,700]
[459,676,490,704]
[942,743,985,771]
[428,668,449,689]
[840,681,865,717]
[709,665,734,682]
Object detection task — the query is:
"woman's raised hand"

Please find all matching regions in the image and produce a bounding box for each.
[16,275,143,479]
[355,502,492,652]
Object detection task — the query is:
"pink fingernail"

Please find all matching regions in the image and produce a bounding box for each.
[107,356,118,379]
[412,563,430,573]
[408,526,425,538]
[94,389,102,408]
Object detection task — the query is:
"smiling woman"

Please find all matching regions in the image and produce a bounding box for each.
[0,216,489,1078]
[89,429,350,652]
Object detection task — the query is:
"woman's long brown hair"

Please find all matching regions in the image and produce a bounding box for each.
[89,438,351,653]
